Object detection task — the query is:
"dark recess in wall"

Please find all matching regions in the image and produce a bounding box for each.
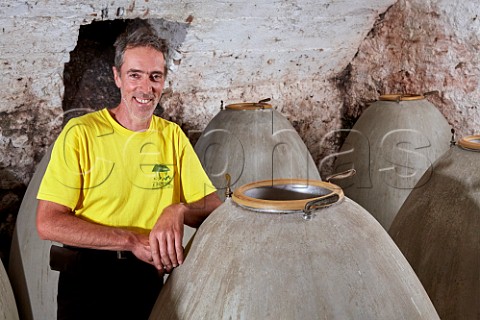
[62,18,167,123]
[62,19,127,123]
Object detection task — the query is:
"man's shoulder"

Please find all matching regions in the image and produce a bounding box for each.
[63,109,112,135]
[151,115,181,132]
[151,116,190,145]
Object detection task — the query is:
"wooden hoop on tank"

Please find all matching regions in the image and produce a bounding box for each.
[379,94,424,101]
[225,102,272,110]
[458,135,480,151]
[232,178,344,212]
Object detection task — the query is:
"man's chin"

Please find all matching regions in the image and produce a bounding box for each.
[127,107,155,122]
[135,111,155,122]
[122,98,157,122]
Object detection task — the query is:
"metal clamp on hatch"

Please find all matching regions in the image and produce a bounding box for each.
[225,173,233,198]
[303,168,356,220]
[303,193,341,220]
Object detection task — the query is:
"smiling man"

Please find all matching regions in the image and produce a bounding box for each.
[36,23,221,320]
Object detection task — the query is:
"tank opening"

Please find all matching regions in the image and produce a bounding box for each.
[244,184,331,201]
[232,179,344,212]
[458,135,480,151]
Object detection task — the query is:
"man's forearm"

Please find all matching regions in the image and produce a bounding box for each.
[183,192,222,228]
[36,200,148,253]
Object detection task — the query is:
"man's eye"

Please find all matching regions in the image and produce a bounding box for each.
[129,73,140,79]
[151,74,163,82]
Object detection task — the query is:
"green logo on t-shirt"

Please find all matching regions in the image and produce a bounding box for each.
[152,164,170,173]
[152,164,173,188]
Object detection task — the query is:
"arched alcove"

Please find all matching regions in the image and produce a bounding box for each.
[62,19,126,123]
[62,17,190,123]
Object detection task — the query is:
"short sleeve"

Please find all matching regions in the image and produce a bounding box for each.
[177,129,216,203]
[37,120,84,210]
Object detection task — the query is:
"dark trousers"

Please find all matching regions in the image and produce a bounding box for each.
[52,246,163,320]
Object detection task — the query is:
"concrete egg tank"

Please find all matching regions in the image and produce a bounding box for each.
[333,94,451,230]
[149,178,439,319]
[389,135,480,320]
[0,257,19,320]
[8,146,57,320]
[8,144,197,319]
[194,101,321,201]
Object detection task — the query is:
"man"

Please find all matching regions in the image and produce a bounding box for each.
[36,24,221,320]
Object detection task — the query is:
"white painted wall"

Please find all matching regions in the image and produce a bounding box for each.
[0,0,394,188]
[4,0,480,263]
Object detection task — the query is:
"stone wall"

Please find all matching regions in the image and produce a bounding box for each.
[2,0,480,263]
[344,0,480,135]
[0,0,394,262]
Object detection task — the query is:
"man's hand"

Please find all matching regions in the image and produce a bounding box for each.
[130,233,154,264]
[149,203,186,272]
[148,192,222,272]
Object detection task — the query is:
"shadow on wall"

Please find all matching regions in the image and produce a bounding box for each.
[0,168,27,267]
[62,18,190,124]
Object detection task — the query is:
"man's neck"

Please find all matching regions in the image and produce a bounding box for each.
[108,106,152,132]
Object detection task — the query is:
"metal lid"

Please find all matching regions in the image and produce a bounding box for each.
[458,135,480,151]
[232,179,344,213]
[225,102,272,110]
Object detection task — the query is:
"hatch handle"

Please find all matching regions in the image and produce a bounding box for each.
[324,168,356,183]
[303,193,340,220]
[225,173,233,199]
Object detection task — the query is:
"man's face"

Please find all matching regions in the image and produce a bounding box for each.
[113,46,166,122]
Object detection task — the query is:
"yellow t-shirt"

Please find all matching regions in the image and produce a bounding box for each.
[37,108,216,232]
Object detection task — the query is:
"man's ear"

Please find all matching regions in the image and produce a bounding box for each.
[113,66,122,89]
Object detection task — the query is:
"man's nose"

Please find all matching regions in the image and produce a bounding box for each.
[139,77,153,93]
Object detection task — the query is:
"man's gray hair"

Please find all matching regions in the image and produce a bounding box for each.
[114,22,169,75]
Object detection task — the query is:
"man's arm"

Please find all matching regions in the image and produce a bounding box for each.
[183,191,223,228]
[149,192,222,272]
[36,200,154,264]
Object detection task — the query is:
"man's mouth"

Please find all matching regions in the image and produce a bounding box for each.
[134,96,152,104]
